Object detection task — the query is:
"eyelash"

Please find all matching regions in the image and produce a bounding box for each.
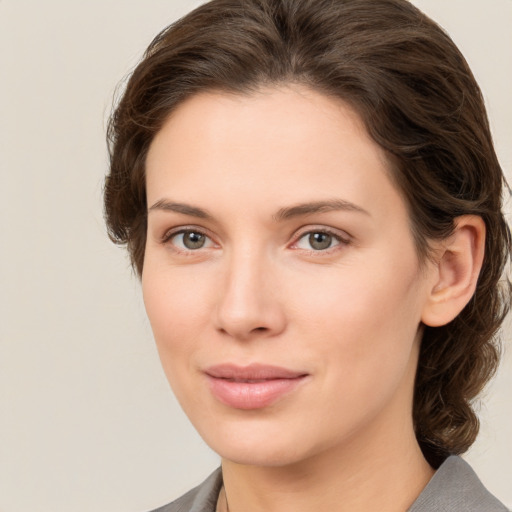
[161,226,217,253]
[291,227,351,253]
[160,226,351,254]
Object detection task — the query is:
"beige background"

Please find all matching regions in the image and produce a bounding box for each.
[0,1,510,511]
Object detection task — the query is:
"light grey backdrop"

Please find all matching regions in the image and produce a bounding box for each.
[0,1,510,511]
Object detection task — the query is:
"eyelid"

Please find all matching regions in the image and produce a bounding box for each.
[289,225,352,250]
[161,225,219,249]
[158,224,351,252]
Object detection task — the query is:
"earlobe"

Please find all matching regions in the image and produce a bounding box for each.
[421,215,486,327]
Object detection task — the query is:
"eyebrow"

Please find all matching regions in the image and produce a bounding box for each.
[148,198,370,221]
[148,199,213,219]
[273,199,370,221]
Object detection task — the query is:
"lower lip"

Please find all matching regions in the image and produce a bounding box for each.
[206,375,307,410]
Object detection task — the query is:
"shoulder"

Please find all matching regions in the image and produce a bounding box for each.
[146,458,509,512]
[408,456,509,512]
[148,468,223,512]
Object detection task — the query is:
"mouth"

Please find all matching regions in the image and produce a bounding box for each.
[204,363,309,410]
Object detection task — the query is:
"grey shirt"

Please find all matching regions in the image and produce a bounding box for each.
[150,456,508,512]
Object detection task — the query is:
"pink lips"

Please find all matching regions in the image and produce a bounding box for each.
[205,363,308,410]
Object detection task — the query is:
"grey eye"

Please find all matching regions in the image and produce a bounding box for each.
[294,230,343,251]
[182,231,206,249]
[308,232,333,250]
[171,230,210,250]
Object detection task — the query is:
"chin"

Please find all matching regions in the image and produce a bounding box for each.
[196,416,326,468]
[217,442,310,468]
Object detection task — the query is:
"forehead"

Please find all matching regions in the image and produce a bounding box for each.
[149,85,374,148]
[145,85,405,222]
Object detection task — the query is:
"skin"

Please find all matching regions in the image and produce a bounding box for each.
[142,86,480,511]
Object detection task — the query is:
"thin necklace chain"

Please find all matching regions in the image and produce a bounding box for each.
[217,485,230,512]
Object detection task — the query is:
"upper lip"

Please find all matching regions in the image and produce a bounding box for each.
[204,363,308,380]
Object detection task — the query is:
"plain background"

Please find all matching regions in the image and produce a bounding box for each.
[0,1,511,511]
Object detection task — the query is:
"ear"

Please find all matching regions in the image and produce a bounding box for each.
[421,215,486,327]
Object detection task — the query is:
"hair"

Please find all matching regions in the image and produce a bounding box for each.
[104,0,511,467]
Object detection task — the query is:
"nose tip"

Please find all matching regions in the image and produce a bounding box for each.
[217,315,272,340]
[214,260,286,341]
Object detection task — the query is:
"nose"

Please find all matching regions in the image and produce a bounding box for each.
[214,249,286,341]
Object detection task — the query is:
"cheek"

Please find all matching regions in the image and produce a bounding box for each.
[290,252,424,379]
[142,267,212,413]
[292,259,422,336]
[143,252,212,321]
[142,261,215,367]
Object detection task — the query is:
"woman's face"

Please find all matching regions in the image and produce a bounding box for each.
[143,86,437,467]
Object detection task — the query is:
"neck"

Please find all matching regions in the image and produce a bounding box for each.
[221,408,433,512]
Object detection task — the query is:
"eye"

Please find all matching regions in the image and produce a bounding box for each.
[294,230,347,251]
[166,229,215,251]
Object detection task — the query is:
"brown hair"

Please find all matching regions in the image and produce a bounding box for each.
[105,0,511,467]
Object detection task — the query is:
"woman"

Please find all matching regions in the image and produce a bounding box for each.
[104,0,510,510]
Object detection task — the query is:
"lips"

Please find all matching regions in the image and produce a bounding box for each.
[204,363,308,410]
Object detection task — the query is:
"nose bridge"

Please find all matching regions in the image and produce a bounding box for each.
[215,243,284,339]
